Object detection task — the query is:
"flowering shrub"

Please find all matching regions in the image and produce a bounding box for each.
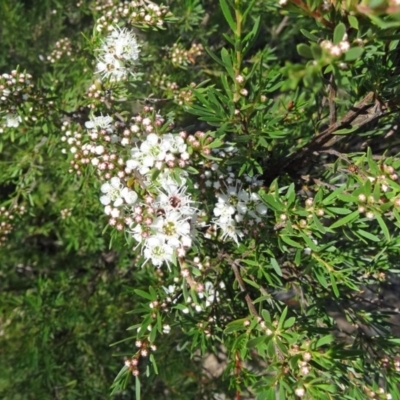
[2,0,400,399]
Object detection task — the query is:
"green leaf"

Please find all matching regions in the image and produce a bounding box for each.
[333,22,346,44]
[225,318,247,333]
[300,29,319,42]
[150,354,158,374]
[344,47,364,61]
[135,376,141,400]
[219,0,236,32]
[329,272,339,297]
[221,48,235,79]
[283,316,295,329]
[334,126,358,135]
[297,43,313,59]
[278,307,289,329]
[310,42,322,59]
[376,214,390,241]
[247,336,266,348]
[243,16,261,55]
[330,210,359,229]
[134,289,155,301]
[204,46,224,67]
[280,235,303,249]
[357,229,380,242]
[270,257,282,276]
[348,15,359,30]
[322,186,345,205]
[326,207,352,215]
[315,334,334,347]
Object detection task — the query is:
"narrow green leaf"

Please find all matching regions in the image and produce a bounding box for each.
[135,376,141,400]
[150,354,158,374]
[376,215,390,241]
[242,0,257,21]
[329,273,340,297]
[243,16,261,55]
[330,210,359,229]
[357,229,380,242]
[134,289,154,301]
[322,186,345,205]
[221,48,235,79]
[219,0,236,32]
[326,207,352,215]
[204,46,224,67]
[278,306,289,329]
[334,126,358,135]
[280,235,303,249]
[225,318,247,333]
[247,336,266,348]
[271,257,282,276]
[300,29,319,42]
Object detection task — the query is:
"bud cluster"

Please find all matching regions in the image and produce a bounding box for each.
[46,38,75,64]
[320,35,351,58]
[0,70,34,131]
[169,42,204,67]
[124,339,157,376]
[168,43,204,67]
[0,205,26,246]
[85,81,116,109]
[148,73,196,106]
[95,0,171,33]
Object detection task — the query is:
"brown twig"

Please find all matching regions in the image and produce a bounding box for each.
[264,93,382,184]
[231,262,259,318]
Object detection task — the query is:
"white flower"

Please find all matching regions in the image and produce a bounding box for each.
[143,237,174,267]
[126,147,151,175]
[151,210,192,248]
[156,169,188,187]
[126,134,166,175]
[96,53,128,81]
[140,133,166,162]
[4,113,22,128]
[156,182,197,217]
[96,26,139,81]
[103,26,140,62]
[100,177,138,207]
[85,114,113,132]
[131,224,143,243]
[237,191,267,221]
[161,133,187,154]
[213,198,235,224]
[214,218,244,245]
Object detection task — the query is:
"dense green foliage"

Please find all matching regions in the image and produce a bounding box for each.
[2,0,400,399]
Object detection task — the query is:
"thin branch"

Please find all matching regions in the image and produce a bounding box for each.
[231,262,259,318]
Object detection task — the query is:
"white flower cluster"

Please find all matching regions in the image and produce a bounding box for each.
[127,132,189,176]
[213,182,267,244]
[73,108,200,268]
[0,70,34,132]
[131,181,198,267]
[96,26,140,81]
